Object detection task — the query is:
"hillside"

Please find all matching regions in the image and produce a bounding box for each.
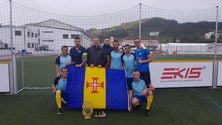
[86,17,222,43]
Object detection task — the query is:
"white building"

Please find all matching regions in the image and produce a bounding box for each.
[149,32,159,37]
[156,43,222,54]
[0,19,91,52]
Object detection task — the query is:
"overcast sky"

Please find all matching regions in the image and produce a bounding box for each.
[1,0,221,16]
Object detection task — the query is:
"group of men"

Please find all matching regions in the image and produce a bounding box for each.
[52,36,155,116]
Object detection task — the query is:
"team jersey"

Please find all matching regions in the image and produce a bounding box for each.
[121,53,136,78]
[69,46,87,65]
[134,48,150,73]
[132,79,147,96]
[110,50,123,69]
[54,76,67,94]
[55,55,72,71]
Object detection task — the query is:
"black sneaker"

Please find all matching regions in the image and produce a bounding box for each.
[57,108,62,115]
[150,104,154,110]
[132,104,140,111]
[145,109,151,116]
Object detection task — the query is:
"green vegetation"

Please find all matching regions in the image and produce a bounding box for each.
[0,88,221,125]
[87,17,222,43]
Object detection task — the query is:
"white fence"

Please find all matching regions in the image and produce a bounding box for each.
[0,62,10,92]
[217,61,222,86]
[1,60,222,94]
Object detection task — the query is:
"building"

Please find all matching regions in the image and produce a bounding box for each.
[121,39,159,51]
[156,43,222,54]
[149,32,159,37]
[0,19,91,52]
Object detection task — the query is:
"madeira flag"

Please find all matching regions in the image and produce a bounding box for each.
[66,66,129,110]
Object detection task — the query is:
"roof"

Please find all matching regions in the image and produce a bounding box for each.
[0,25,17,28]
[25,19,84,31]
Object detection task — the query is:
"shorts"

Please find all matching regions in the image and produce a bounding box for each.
[133,95,147,104]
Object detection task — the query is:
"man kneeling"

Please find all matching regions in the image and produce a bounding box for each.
[129,69,155,116]
[52,67,68,115]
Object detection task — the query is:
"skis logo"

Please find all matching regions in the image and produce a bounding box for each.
[161,67,205,79]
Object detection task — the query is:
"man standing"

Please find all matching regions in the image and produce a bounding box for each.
[86,37,107,115]
[110,40,123,69]
[87,37,106,67]
[69,36,87,67]
[55,45,72,77]
[121,44,136,111]
[133,38,154,115]
[101,38,113,68]
[134,38,153,86]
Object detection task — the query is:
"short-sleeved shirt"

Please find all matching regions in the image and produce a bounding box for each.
[69,46,87,65]
[121,53,136,78]
[55,55,72,71]
[132,79,147,96]
[54,76,67,94]
[110,51,123,69]
[134,48,151,73]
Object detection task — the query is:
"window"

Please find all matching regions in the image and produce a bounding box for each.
[27,43,34,48]
[31,33,34,37]
[31,43,34,48]
[27,32,30,37]
[35,33,37,38]
[71,34,80,39]
[15,31,22,36]
[38,30,40,36]
[42,40,54,42]
[63,34,69,39]
[42,31,53,33]
[27,43,31,48]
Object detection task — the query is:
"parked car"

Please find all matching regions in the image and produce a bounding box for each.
[16,49,32,56]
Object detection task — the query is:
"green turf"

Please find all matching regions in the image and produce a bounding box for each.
[16,56,56,89]
[0,88,222,125]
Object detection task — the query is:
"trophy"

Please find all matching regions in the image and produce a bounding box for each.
[82,101,93,119]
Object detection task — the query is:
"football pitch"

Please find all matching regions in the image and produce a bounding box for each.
[0,88,222,125]
[0,54,222,125]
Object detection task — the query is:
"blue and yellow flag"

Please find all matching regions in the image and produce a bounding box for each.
[66,66,129,110]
